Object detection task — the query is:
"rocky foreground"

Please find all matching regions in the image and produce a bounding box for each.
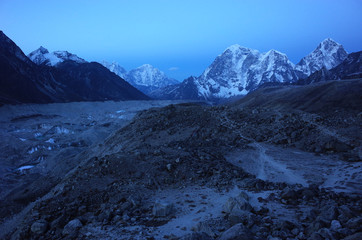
[1,80,362,240]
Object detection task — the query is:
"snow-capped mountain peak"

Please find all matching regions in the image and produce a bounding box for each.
[127,64,178,88]
[223,44,260,56]
[295,38,348,76]
[37,46,49,54]
[196,44,297,99]
[261,49,296,70]
[100,61,127,79]
[28,47,87,66]
[100,61,179,95]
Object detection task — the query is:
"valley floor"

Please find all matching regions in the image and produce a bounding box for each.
[0,90,361,240]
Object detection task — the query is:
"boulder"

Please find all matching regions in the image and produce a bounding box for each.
[219,223,253,240]
[330,220,342,231]
[180,232,212,240]
[223,192,252,214]
[193,222,217,238]
[338,205,354,223]
[320,204,339,221]
[62,219,83,236]
[281,187,297,200]
[30,220,48,234]
[317,228,334,239]
[228,207,255,226]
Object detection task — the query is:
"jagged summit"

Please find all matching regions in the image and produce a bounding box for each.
[139,63,153,68]
[295,38,348,76]
[320,38,338,46]
[28,47,87,66]
[37,46,49,54]
[223,44,260,56]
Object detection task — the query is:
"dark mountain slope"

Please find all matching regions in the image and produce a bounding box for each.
[50,61,150,101]
[0,31,149,105]
[149,76,202,100]
[232,79,362,113]
[0,31,53,104]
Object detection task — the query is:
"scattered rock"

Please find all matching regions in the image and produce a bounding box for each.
[317,228,334,239]
[308,232,323,240]
[346,216,362,229]
[343,232,362,240]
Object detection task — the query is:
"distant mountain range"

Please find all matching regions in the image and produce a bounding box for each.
[100,62,178,95]
[151,38,359,101]
[0,31,149,105]
[1,29,360,105]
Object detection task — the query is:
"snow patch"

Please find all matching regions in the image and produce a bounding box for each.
[55,126,71,134]
[46,138,55,144]
[16,165,35,172]
[27,147,38,154]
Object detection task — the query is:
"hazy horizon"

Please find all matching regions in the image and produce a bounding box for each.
[1,0,361,81]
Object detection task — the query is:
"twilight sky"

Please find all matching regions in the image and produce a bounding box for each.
[1,0,361,81]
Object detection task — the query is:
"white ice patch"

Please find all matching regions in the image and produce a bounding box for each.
[19,138,26,142]
[46,138,55,144]
[34,132,42,137]
[16,165,35,172]
[107,114,116,118]
[40,123,52,129]
[55,126,71,134]
[27,147,38,154]
[116,110,125,113]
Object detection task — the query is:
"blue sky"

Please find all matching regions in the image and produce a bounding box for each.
[1,0,361,81]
